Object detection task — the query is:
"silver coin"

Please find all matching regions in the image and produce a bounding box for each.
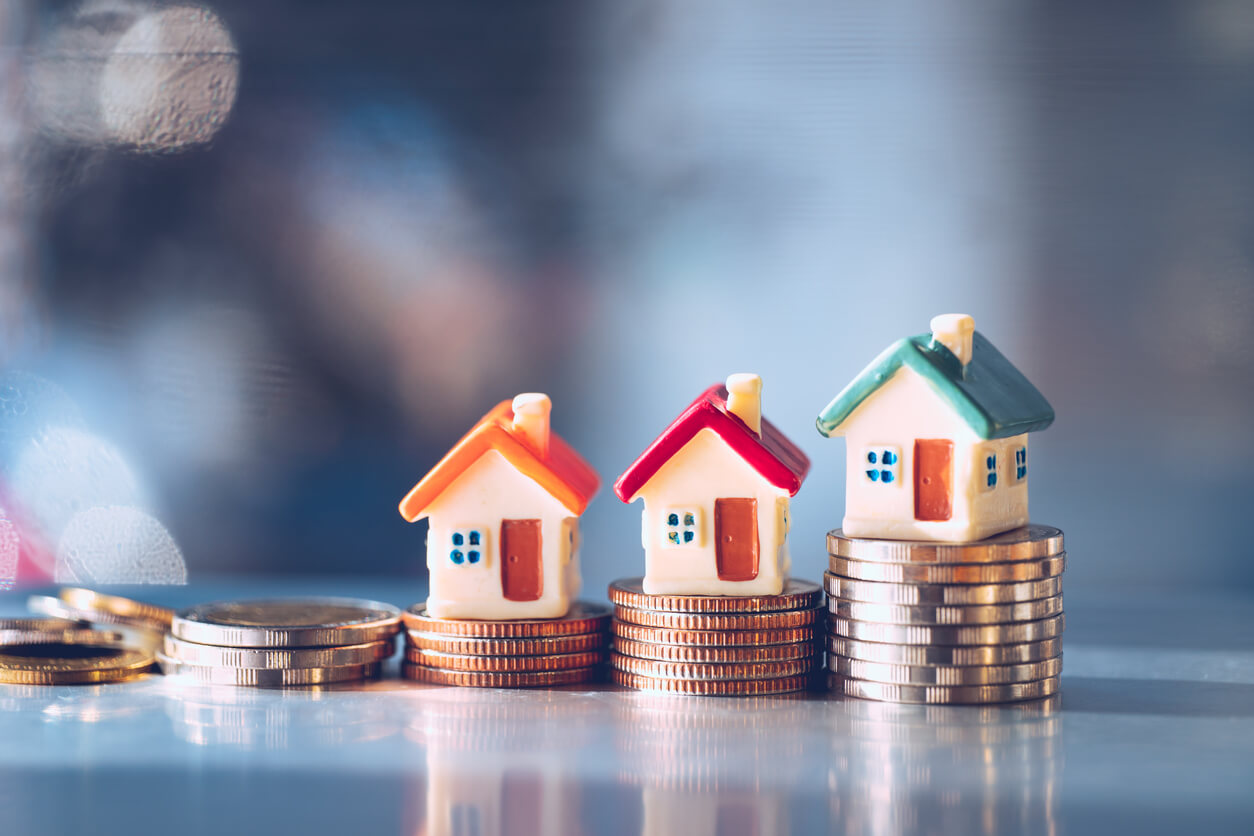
[829,614,1065,646]
[830,673,1061,704]
[829,554,1065,585]
[157,653,382,686]
[828,654,1063,685]
[828,524,1064,563]
[827,635,1062,666]
[829,595,1063,625]
[163,634,395,669]
[27,594,163,634]
[824,574,1061,606]
[171,598,402,648]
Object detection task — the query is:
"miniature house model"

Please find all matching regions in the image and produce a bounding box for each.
[816,314,1054,543]
[615,375,810,597]
[398,394,600,620]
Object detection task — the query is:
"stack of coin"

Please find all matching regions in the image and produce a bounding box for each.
[400,602,611,687]
[0,616,155,685]
[825,524,1066,704]
[607,578,824,696]
[159,598,401,687]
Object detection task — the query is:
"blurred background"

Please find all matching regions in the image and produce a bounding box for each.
[0,0,1251,593]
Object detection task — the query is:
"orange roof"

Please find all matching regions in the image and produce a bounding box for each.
[399,400,601,521]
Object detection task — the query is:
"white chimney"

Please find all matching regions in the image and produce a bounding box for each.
[511,393,551,457]
[930,314,976,366]
[725,373,763,435]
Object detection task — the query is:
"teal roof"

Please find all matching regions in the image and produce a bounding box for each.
[816,331,1055,440]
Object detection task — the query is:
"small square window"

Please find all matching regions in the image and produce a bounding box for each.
[450,528,487,565]
[1013,446,1027,483]
[663,508,701,547]
[864,445,901,486]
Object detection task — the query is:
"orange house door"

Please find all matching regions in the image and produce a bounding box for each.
[500,519,543,601]
[914,439,954,521]
[714,498,759,581]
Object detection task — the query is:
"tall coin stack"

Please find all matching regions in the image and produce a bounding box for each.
[400,602,611,687]
[159,598,401,687]
[825,525,1066,704]
[608,578,824,696]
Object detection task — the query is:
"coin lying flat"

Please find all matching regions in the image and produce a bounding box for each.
[829,554,1066,585]
[402,662,601,688]
[608,578,823,614]
[405,647,603,672]
[163,635,395,669]
[829,595,1064,625]
[824,574,1061,606]
[612,637,817,664]
[609,668,811,696]
[0,618,123,647]
[58,588,175,630]
[610,652,815,682]
[401,602,611,638]
[828,524,1064,564]
[172,598,402,648]
[0,643,156,685]
[613,605,823,631]
[405,630,606,656]
[829,614,1065,646]
[827,635,1063,666]
[828,654,1063,686]
[830,673,1061,704]
[158,654,381,686]
[611,621,817,648]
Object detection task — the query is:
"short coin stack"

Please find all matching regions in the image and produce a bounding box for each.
[608,578,824,696]
[401,602,611,687]
[0,616,155,685]
[825,525,1066,704]
[160,598,401,687]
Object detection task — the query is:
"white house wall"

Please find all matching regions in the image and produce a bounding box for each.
[422,449,579,619]
[635,427,790,596]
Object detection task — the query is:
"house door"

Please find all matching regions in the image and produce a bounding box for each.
[714,498,759,581]
[914,439,954,521]
[500,519,543,601]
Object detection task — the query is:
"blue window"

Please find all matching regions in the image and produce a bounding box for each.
[1014,446,1027,482]
[864,446,901,485]
[982,450,999,490]
[664,509,700,546]
[450,528,486,565]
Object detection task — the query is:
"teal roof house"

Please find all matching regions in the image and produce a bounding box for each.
[816,314,1054,542]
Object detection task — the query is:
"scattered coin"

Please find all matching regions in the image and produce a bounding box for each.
[58,587,175,630]
[610,652,815,681]
[827,635,1063,667]
[158,655,382,686]
[824,574,1060,606]
[829,614,1065,646]
[0,643,156,685]
[404,630,606,657]
[613,605,823,631]
[608,578,823,613]
[829,554,1065,584]
[172,598,402,648]
[612,637,817,664]
[611,621,817,648]
[610,668,811,696]
[402,662,601,688]
[828,654,1063,686]
[829,594,1063,625]
[163,635,394,670]
[827,524,1064,563]
[830,674,1061,704]
[0,617,122,647]
[401,602,611,638]
[405,646,603,672]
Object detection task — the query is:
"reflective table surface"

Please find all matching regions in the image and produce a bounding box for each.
[1,580,1252,836]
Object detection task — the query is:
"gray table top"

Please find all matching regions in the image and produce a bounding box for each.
[1,579,1252,836]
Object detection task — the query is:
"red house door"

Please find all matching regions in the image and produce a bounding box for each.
[715,498,759,581]
[914,439,954,521]
[500,519,543,601]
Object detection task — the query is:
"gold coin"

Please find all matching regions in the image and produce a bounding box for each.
[158,654,381,686]
[613,605,823,631]
[829,614,1065,646]
[610,668,811,695]
[58,587,175,630]
[828,654,1063,685]
[27,594,167,635]
[405,647,603,672]
[828,524,1064,563]
[0,618,123,647]
[829,595,1064,625]
[608,577,823,613]
[0,643,156,685]
[401,601,611,638]
[401,662,601,688]
[824,574,1060,606]
[612,637,817,664]
[172,598,402,647]
[830,673,1061,704]
[829,554,1065,584]
[404,630,606,656]
[611,621,816,647]
[163,635,395,669]
[827,635,1063,666]
[610,652,815,681]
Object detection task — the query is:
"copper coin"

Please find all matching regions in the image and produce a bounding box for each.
[0,644,156,685]
[173,598,402,647]
[829,554,1065,584]
[608,578,823,614]
[829,614,1065,646]
[827,635,1063,666]
[612,637,817,664]
[828,654,1063,685]
[828,524,1064,563]
[404,630,606,656]
[830,673,1061,704]
[613,605,823,631]
[158,654,381,686]
[610,668,811,696]
[824,574,1061,606]
[58,587,175,629]
[401,601,611,638]
[401,662,601,688]
[405,647,604,672]
[610,652,815,681]
[829,594,1064,625]
[0,617,123,647]
[163,635,395,669]
[611,621,816,647]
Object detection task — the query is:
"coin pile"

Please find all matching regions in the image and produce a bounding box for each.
[0,615,155,685]
[608,578,824,695]
[825,524,1066,704]
[159,598,401,687]
[28,588,174,650]
[401,601,611,687]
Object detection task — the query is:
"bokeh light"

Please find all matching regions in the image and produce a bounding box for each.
[55,505,186,584]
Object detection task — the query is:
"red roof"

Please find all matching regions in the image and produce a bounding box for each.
[614,384,810,502]
[399,400,601,521]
